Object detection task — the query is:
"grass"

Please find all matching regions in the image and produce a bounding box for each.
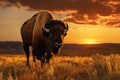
[0,53,120,80]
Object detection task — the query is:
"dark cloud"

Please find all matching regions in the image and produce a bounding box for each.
[0,0,113,15]
[0,0,120,27]
[115,4,120,13]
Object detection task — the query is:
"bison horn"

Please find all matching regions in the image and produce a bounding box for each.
[42,24,49,33]
[64,23,69,32]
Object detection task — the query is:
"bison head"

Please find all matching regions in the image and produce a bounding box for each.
[42,20,68,54]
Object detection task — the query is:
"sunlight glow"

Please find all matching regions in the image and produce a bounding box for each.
[82,38,98,44]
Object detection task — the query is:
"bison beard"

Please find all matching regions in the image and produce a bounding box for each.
[20,10,68,67]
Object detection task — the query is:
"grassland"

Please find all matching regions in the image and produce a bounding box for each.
[0,54,120,80]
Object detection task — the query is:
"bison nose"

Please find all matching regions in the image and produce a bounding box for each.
[55,43,62,48]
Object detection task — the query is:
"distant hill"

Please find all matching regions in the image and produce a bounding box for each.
[0,41,23,54]
[60,43,120,56]
[0,41,120,56]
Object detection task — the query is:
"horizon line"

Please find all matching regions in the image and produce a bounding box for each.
[0,41,120,45]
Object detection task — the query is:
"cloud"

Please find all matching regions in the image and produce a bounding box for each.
[0,0,120,27]
[0,0,113,15]
[106,21,120,27]
[114,4,120,13]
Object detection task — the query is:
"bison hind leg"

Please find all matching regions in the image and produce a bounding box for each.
[23,43,30,66]
[32,49,36,62]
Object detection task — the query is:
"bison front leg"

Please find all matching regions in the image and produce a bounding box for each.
[46,53,53,64]
[40,56,47,67]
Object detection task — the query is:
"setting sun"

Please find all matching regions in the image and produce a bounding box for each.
[82,38,98,44]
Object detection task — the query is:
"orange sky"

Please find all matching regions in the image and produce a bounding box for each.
[0,0,120,44]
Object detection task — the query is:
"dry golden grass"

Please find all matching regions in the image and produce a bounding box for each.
[0,53,120,80]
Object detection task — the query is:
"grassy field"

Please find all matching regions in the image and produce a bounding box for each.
[0,54,120,80]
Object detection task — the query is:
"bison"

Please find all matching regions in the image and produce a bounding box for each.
[20,10,69,66]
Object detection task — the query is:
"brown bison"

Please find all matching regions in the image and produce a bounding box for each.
[21,10,69,66]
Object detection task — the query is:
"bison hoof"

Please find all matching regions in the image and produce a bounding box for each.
[26,63,31,67]
[41,62,49,68]
[33,58,36,62]
[41,57,47,63]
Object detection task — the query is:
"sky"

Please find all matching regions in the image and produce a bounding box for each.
[0,0,120,44]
